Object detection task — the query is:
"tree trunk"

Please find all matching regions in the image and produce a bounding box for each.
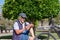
[41,19,43,26]
[32,19,36,35]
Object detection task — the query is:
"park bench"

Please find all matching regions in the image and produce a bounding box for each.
[54,26,60,38]
[35,25,60,40]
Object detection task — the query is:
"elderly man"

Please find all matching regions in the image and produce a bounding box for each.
[12,13,35,40]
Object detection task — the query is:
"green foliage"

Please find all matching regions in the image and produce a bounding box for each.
[2,0,60,21]
[34,20,39,27]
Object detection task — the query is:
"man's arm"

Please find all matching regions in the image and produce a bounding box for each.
[14,28,25,34]
[13,22,25,34]
[15,24,34,34]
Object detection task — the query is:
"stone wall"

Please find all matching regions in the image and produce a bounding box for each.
[38,18,49,28]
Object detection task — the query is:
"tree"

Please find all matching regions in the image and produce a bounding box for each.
[55,13,60,25]
[2,0,60,21]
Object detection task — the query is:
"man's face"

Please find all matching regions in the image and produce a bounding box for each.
[20,16,25,23]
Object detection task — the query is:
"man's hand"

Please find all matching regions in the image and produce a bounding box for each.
[30,24,34,28]
[25,23,34,30]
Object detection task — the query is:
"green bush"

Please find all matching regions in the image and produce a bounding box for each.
[0,35,12,39]
[0,26,6,30]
